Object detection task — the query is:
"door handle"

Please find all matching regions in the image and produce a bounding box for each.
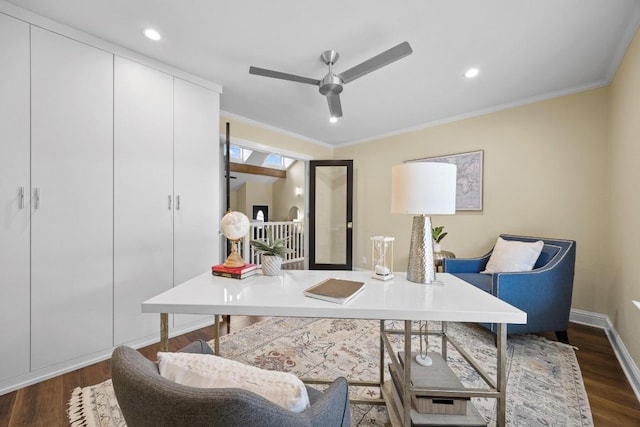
[176,195,180,211]
[34,187,40,209]
[18,187,25,209]
[168,195,172,210]
[347,221,353,229]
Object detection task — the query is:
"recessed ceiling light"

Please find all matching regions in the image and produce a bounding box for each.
[144,28,162,41]
[329,116,339,124]
[464,67,479,79]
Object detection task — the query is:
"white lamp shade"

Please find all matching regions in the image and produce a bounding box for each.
[391,162,457,215]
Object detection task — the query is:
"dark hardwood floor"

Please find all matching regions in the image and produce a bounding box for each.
[1,320,638,426]
[540,324,640,426]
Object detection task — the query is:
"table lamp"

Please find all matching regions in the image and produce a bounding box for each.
[392,162,456,367]
[391,162,457,284]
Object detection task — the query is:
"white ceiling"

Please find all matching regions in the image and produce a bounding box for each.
[7,0,640,146]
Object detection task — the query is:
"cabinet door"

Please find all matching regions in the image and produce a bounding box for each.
[30,27,114,370]
[0,13,30,382]
[173,78,220,329]
[114,57,174,345]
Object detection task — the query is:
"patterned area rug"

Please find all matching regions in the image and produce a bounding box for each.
[68,318,593,426]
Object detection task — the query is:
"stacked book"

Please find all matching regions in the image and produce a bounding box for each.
[211,263,257,279]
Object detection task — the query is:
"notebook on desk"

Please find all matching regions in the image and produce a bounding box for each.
[303,278,365,304]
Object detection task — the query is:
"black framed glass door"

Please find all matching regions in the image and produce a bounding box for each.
[308,160,353,270]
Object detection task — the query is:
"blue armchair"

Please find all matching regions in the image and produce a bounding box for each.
[443,234,576,343]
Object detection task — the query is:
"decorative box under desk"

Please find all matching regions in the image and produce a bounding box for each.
[385,351,487,427]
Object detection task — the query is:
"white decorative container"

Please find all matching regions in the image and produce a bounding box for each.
[261,255,282,276]
[370,236,394,281]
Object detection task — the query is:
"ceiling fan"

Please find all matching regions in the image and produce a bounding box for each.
[249,41,413,121]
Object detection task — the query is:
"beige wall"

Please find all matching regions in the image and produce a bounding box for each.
[235,183,247,214]
[229,190,239,212]
[225,91,612,316]
[273,160,305,221]
[610,27,640,367]
[231,170,304,222]
[336,89,610,315]
[238,181,273,220]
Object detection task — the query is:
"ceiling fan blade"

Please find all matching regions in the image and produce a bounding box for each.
[338,41,413,84]
[249,66,320,86]
[327,94,343,118]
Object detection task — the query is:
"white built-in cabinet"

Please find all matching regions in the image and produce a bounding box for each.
[30,26,115,370]
[113,57,174,345]
[0,10,220,391]
[0,13,31,382]
[173,78,220,329]
[113,60,219,343]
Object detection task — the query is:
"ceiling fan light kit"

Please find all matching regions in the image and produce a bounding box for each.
[249,41,413,120]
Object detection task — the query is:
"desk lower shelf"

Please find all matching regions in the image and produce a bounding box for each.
[384,352,487,427]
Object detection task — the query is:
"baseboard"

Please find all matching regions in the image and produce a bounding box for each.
[570,308,640,402]
[0,317,216,396]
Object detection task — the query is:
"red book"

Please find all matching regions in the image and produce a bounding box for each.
[212,263,257,274]
[212,263,257,279]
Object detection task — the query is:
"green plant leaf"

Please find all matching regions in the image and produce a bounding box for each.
[436,232,448,243]
[250,228,291,258]
[431,226,447,243]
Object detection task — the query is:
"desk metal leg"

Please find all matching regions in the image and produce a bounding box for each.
[442,321,448,360]
[214,315,220,355]
[160,313,169,352]
[379,320,385,397]
[403,320,412,427]
[497,323,506,427]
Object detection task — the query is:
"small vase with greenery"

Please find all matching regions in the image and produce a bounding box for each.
[432,226,448,252]
[251,229,291,276]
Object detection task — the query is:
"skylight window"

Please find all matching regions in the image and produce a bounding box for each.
[229,145,242,159]
[229,144,295,170]
[283,158,294,168]
[264,153,282,167]
[242,149,253,162]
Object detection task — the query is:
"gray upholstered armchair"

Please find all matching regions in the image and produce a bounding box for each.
[111,340,351,427]
[443,234,576,343]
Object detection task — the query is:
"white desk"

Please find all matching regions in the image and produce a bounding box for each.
[142,270,526,427]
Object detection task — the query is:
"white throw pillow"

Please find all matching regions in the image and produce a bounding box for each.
[482,237,544,273]
[157,351,310,413]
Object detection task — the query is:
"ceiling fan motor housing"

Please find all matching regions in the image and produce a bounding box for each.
[319,74,343,95]
[319,50,343,95]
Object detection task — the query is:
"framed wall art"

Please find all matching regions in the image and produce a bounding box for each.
[410,150,484,211]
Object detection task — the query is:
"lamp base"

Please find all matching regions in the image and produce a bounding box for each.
[407,215,436,284]
[416,353,433,366]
